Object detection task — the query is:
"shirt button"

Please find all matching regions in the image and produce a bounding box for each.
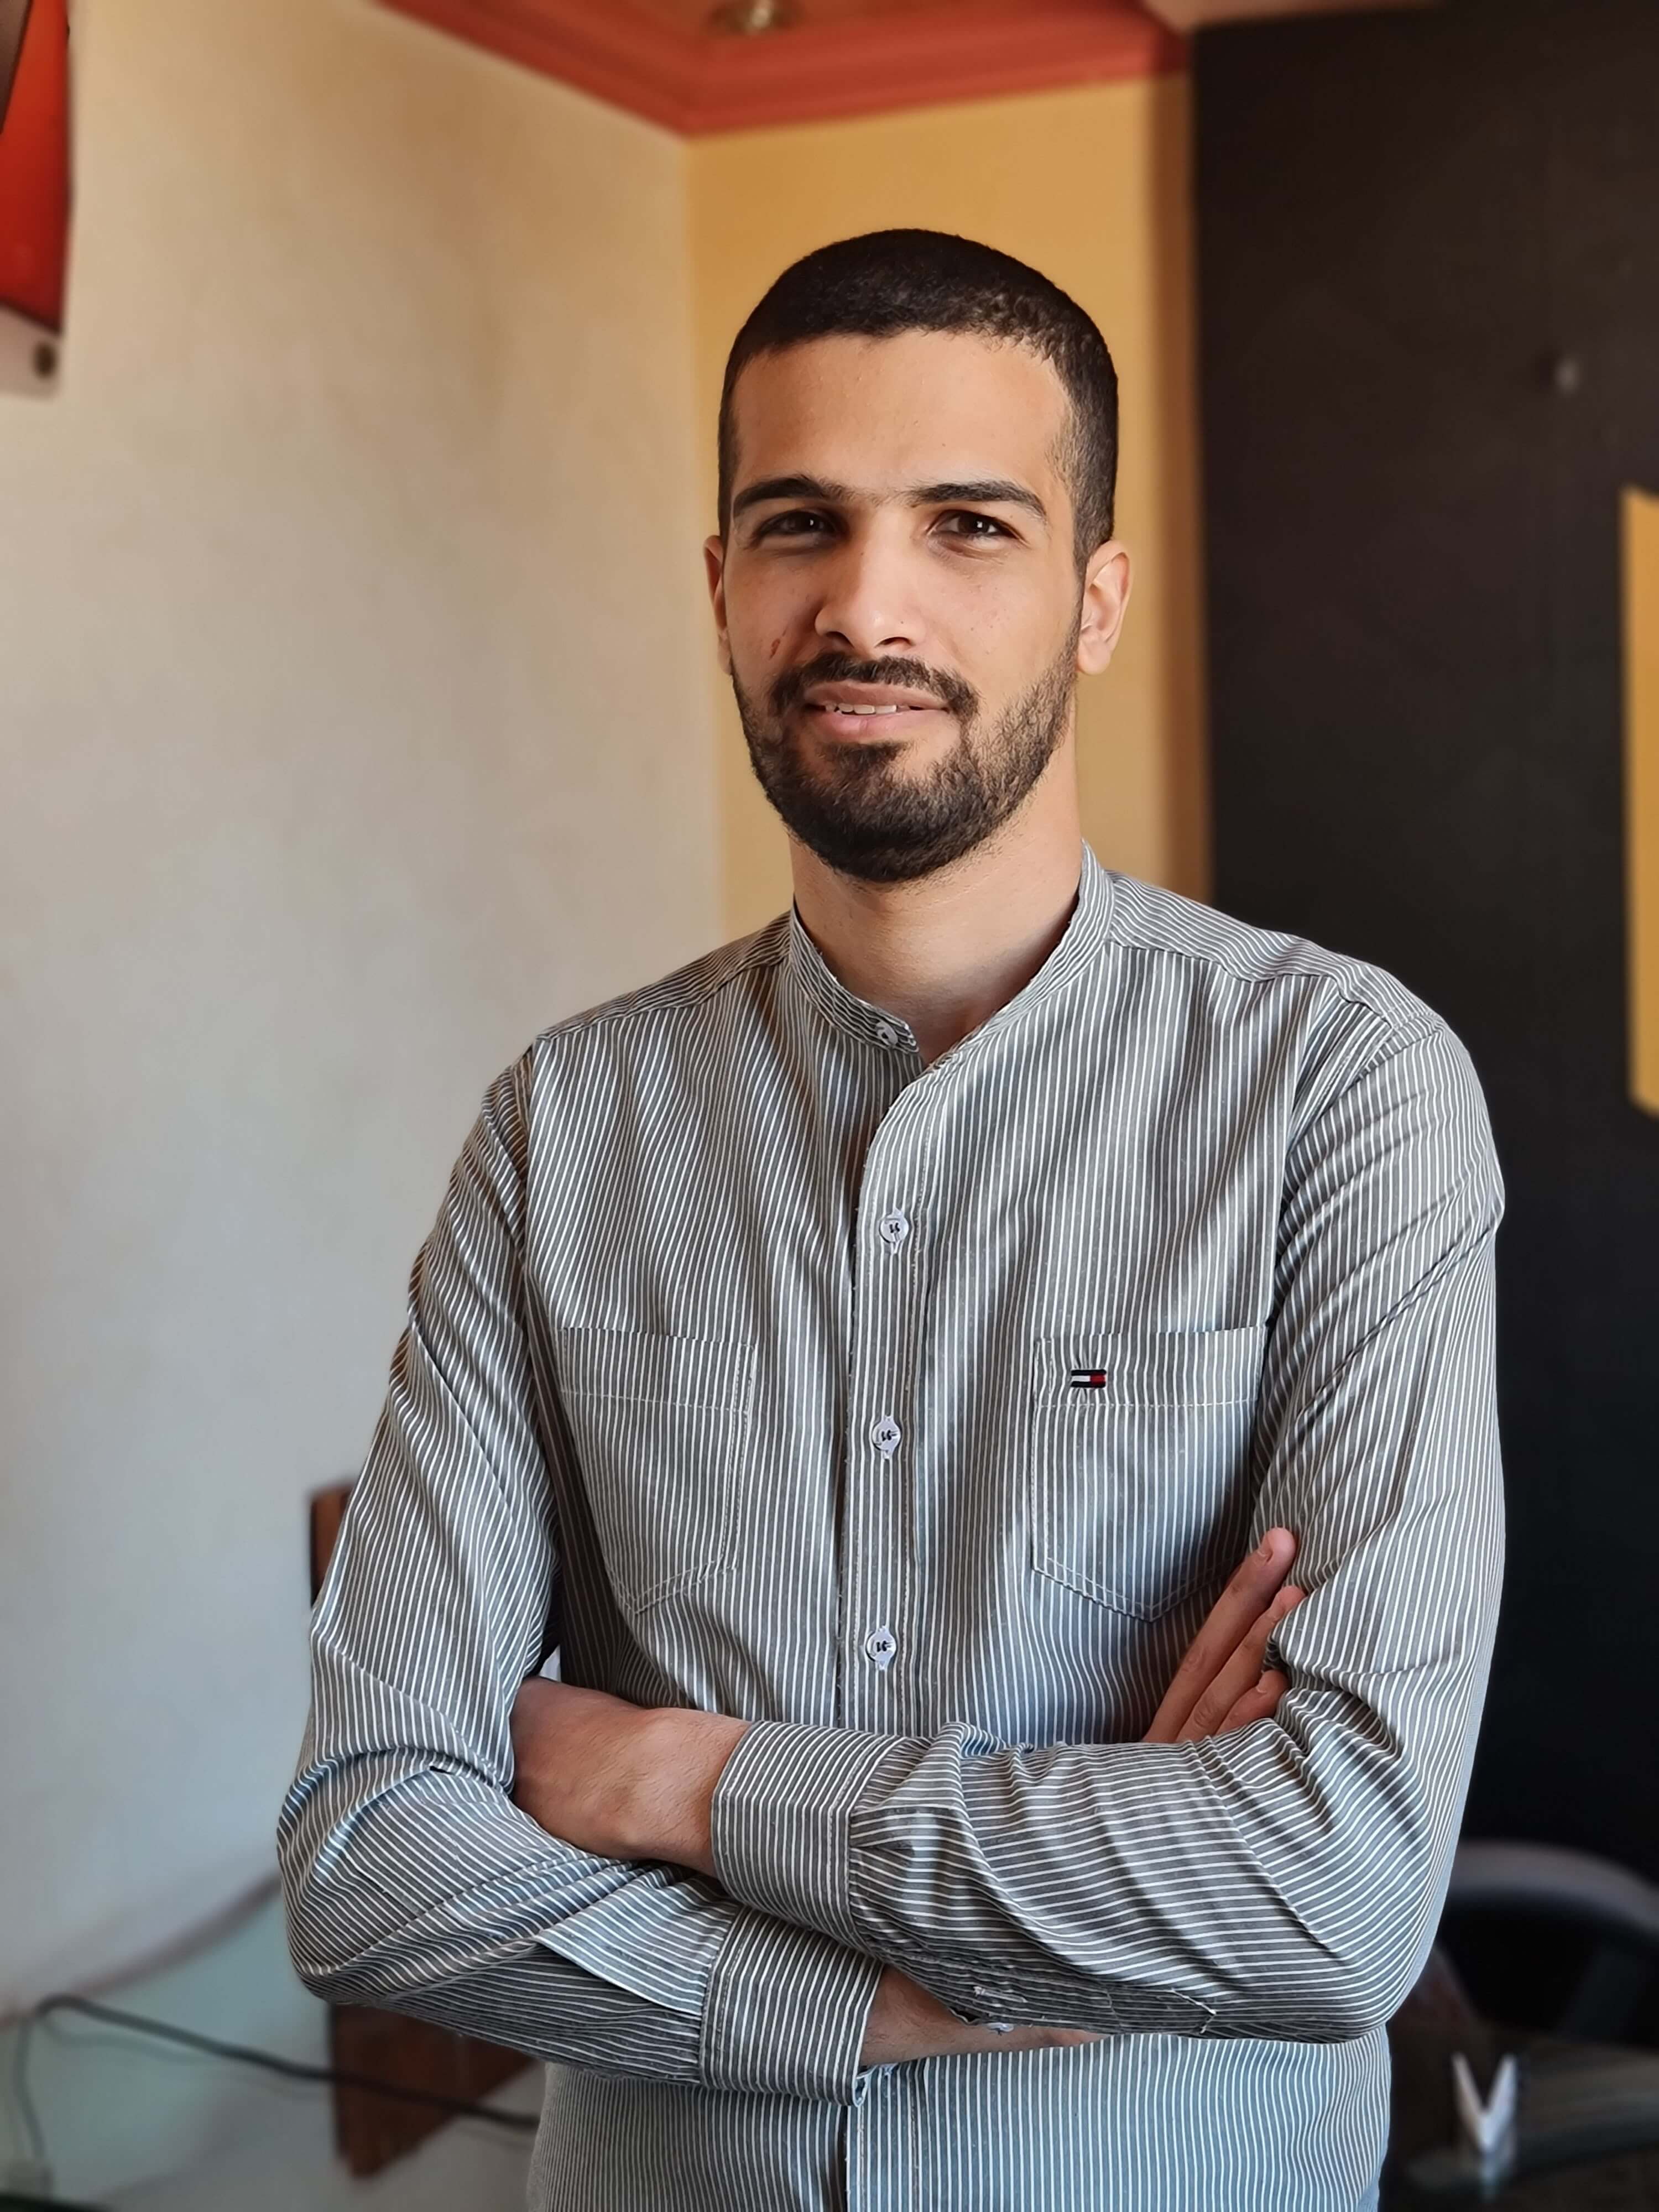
[865,1626,898,1668]
[874,1021,901,1048]
[878,1209,911,1250]
[871,1415,902,1458]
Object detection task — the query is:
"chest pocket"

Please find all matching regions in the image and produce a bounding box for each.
[1027,1326,1266,1620]
[552,1327,757,1614]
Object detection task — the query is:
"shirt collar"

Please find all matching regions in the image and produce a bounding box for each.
[783,843,1116,1062]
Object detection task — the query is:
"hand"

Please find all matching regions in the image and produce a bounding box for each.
[510,1677,746,1875]
[860,1528,1305,2068]
[1141,1524,1305,1744]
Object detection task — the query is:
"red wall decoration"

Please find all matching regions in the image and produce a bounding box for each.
[0,0,71,394]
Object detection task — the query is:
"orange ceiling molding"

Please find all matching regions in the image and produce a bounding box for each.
[376,0,1186,137]
[1140,0,1430,24]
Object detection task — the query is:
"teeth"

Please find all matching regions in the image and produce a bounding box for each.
[828,703,905,715]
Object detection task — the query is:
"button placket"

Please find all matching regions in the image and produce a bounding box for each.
[839,1092,932,1736]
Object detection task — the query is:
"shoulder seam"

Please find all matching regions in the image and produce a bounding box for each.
[1102,905,1443,1053]
[529,928,789,1056]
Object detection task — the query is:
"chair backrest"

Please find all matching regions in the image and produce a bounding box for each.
[309,1480,353,1605]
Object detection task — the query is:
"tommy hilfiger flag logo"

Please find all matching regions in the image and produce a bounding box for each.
[1069,1368,1110,1389]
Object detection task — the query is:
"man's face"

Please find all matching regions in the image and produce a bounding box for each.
[708,330,1118,884]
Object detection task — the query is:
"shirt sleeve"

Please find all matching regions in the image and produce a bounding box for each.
[708,1020,1505,2046]
[276,1053,883,2103]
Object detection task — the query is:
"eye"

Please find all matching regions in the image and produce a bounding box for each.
[753,509,833,541]
[938,510,1013,541]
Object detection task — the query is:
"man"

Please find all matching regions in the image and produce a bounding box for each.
[279,231,1504,2210]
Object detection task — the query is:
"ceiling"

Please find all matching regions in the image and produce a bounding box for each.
[630,0,971,23]
[1138,0,1430,24]
[612,0,1426,25]
[376,0,1432,137]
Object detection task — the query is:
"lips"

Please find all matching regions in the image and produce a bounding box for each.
[801,682,947,718]
[812,702,933,718]
[769,656,979,727]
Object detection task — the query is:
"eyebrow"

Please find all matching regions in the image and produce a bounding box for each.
[912,479,1048,524]
[730,473,1049,526]
[731,474,849,520]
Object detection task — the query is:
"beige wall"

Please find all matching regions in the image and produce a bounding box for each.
[687,75,1208,935]
[0,0,716,2005]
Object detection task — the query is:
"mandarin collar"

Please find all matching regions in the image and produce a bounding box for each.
[783,844,1115,1063]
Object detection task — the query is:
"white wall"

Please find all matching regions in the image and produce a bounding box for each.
[0,0,717,2010]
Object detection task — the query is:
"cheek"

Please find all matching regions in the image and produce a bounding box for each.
[934,596,1074,723]
[954,567,1073,669]
[725,572,807,670]
[931,589,1020,690]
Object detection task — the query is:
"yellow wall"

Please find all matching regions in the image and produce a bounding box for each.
[687,74,1207,935]
[1626,488,1659,1117]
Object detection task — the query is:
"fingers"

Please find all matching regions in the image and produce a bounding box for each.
[1142,1530,1298,1744]
[964,2025,1100,2056]
[1219,1668,1288,1735]
[1176,1588,1304,1744]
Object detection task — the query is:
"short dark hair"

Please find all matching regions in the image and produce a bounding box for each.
[717,228,1118,566]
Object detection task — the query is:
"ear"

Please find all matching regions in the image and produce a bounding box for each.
[1076,541,1132,676]
[705,534,732,677]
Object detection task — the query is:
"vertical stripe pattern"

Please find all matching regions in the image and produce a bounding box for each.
[278,847,1505,2211]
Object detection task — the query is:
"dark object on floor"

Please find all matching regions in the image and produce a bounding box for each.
[1399,2041,1659,2205]
[1,2195,108,2211]
[1448,1843,1659,2044]
[1386,1844,1659,2205]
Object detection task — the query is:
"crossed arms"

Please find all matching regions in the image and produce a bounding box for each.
[508,1535,1307,2068]
[277,1020,1504,2102]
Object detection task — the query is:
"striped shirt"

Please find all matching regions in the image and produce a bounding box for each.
[278,844,1505,2212]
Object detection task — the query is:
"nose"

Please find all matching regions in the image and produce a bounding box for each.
[812,521,922,659]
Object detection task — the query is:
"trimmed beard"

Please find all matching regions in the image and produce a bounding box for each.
[732,627,1078,886]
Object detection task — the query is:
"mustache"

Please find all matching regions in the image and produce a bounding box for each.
[768,652,978,722]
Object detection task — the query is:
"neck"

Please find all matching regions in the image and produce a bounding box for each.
[788,759,1083,1065]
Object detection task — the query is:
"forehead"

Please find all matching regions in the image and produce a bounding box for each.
[728,329,1072,500]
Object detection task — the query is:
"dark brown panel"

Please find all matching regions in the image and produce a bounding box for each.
[330,2005,530,2179]
[1197,0,1659,1896]
[309,1481,352,1603]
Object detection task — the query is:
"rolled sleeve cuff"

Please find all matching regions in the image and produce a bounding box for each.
[709,1718,902,1944]
[533,1870,735,2019]
[700,1912,885,2103]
